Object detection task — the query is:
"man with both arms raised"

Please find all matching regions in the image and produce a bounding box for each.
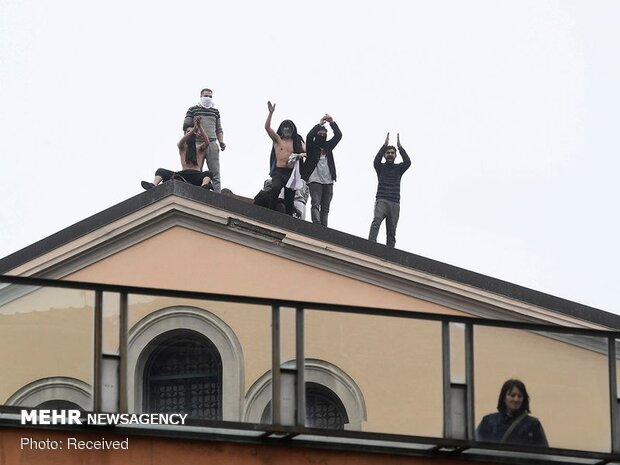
[368,132,411,248]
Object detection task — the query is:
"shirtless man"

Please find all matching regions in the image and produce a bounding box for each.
[264,101,305,215]
[141,117,213,189]
[178,116,209,170]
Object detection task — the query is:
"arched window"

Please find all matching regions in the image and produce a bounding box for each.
[260,383,350,430]
[6,377,92,410]
[143,330,222,420]
[305,382,349,429]
[244,359,366,431]
[36,400,82,410]
[128,306,244,421]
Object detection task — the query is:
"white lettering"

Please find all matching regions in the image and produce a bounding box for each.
[68,409,82,424]
[67,437,129,450]
[19,437,61,449]
[38,410,51,424]
[21,410,38,425]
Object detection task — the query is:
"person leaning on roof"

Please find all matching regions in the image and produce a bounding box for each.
[183,88,226,192]
[368,132,411,248]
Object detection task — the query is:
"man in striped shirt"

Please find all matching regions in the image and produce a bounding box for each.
[183,88,226,192]
[368,132,412,248]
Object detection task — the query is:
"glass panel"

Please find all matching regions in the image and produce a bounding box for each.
[305,309,443,436]
[450,322,466,384]
[126,294,271,424]
[279,307,296,365]
[616,339,620,396]
[102,291,120,355]
[0,284,94,410]
[474,326,610,452]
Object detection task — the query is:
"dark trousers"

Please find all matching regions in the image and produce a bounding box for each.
[155,168,213,188]
[308,182,333,226]
[269,168,295,215]
[368,199,400,247]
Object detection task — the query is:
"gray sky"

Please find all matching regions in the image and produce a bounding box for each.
[1,1,618,313]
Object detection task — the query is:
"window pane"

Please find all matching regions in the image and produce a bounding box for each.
[474,326,610,452]
[305,309,443,436]
[0,284,94,410]
[126,294,271,424]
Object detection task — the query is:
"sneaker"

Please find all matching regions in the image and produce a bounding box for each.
[141,181,155,190]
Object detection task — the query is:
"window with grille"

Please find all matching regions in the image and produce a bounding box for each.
[143,331,222,420]
[261,382,349,429]
[36,400,82,410]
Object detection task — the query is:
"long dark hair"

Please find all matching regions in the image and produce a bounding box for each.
[497,379,531,414]
[185,132,197,165]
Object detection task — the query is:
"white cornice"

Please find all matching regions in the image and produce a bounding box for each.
[6,195,605,331]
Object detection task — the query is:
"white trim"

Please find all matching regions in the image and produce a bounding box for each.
[243,359,367,430]
[4,194,608,331]
[6,376,92,409]
[127,305,244,421]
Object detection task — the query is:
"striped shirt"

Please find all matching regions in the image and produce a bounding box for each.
[183,105,223,142]
[373,145,411,203]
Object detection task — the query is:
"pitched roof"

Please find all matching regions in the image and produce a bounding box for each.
[2,181,618,329]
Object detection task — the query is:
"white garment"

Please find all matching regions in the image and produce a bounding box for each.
[286,156,304,191]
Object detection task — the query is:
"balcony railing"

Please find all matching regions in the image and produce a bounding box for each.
[1,274,619,464]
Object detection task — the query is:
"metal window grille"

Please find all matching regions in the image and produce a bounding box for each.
[144,332,222,420]
[261,382,348,429]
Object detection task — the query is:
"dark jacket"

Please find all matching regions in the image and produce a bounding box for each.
[475,412,548,447]
[373,144,411,203]
[301,122,342,182]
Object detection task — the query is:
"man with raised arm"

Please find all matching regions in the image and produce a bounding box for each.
[183,88,226,192]
[368,132,412,248]
[302,113,342,226]
[141,117,213,190]
[264,101,305,216]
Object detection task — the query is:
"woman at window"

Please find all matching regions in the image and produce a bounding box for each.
[475,379,548,447]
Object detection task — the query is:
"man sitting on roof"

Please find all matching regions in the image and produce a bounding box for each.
[141,117,213,190]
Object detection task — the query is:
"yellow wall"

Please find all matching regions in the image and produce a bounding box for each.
[0,288,93,403]
[0,226,613,453]
[66,227,462,314]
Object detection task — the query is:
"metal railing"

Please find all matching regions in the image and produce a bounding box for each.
[1,274,619,464]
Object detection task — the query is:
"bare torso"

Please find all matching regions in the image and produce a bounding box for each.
[179,142,207,170]
[273,138,295,168]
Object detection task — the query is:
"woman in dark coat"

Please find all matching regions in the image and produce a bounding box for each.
[475,379,548,447]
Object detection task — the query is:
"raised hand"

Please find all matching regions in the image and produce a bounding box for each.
[384,132,390,146]
[267,101,276,113]
[325,113,334,123]
[397,133,401,147]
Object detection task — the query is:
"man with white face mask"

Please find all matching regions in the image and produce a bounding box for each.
[183,88,226,192]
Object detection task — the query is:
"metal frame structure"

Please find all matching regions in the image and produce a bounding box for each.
[1,274,619,465]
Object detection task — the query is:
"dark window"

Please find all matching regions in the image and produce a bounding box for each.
[36,400,82,410]
[261,382,348,429]
[143,330,222,420]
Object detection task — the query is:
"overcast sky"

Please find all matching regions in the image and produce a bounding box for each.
[1,1,618,313]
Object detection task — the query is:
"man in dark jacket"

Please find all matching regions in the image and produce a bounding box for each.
[301,114,342,226]
[368,133,411,247]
